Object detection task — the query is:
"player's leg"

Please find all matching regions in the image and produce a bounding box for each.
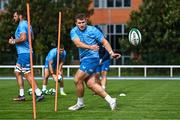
[69,58,116,110]
[84,58,116,110]
[100,60,110,90]
[85,74,107,97]
[74,69,89,97]
[24,71,44,102]
[42,68,50,94]
[85,75,116,110]
[53,63,67,95]
[22,53,44,101]
[13,64,25,101]
[95,65,102,86]
[68,69,89,110]
[59,74,67,95]
[93,65,101,95]
[101,71,107,90]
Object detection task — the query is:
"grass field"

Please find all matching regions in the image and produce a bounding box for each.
[0,79,180,120]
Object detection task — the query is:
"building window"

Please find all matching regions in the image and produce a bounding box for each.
[0,0,8,10]
[116,0,122,7]
[107,0,114,7]
[124,0,131,7]
[116,25,122,33]
[94,0,131,8]
[108,25,114,34]
[94,0,99,7]
[98,24,127,50]
[123,24,128,34]
[94,0,106,8]
[97,24,128,65]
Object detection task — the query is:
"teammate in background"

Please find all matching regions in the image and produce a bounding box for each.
[8,10,44,101]
[68,13,121,111]
[94,25,111,91]
[42,45,67,96]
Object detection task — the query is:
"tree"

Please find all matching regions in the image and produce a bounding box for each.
[0,0,93,64]
[126,0,180,64]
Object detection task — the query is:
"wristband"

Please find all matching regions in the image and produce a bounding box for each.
[109,50,113,55]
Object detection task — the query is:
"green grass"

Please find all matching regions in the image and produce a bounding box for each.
[0,80,180,120]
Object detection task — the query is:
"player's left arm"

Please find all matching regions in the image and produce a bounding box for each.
[58,61,63,75]
[58,50,66,76]
[101,38,121,59]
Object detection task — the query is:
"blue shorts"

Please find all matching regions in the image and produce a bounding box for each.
[80,58,99,74]
[44,60,56,70]
[96,59,110,73]
[15,53,30,73]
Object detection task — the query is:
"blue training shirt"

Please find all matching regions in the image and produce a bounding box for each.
[15,20,32,54]
[94,25,110,62]
[98,43,110,62]
[45,48,66,64]
[70,25,104,61]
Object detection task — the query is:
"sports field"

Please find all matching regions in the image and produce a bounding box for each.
[0,80,180,120]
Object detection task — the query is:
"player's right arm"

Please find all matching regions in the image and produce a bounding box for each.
[70,28,99,51]
[73,38,99,51]
[9,21,29,45]
[9,33,26,45]
[101,38,121,59]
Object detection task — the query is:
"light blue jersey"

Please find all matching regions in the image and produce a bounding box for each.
[15,20,32,54]
[44,48,66,69]
[70,25,104,61]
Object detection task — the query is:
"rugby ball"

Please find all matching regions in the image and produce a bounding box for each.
[42,89,49,95]
[49,88,56,95]
[58,75,62,81]
[27,88,32,95]
[128,28,142,46]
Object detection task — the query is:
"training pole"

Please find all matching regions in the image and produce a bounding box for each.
[55,12,62,112]
[27,3,37,120]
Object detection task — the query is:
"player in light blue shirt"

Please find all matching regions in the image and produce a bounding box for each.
[42,45,67,96]
[8,10,44,102]
[68,13,121,111]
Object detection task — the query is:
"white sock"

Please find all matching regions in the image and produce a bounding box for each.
[104,95,113,104]
[60,87,64,93]
[19,89,24,96]
[35,88,42,96]
[77,97,84,105]
[102,85,106,90]
[42,85,47,91]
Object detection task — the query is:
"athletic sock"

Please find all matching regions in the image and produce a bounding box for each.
[19,89,24,96]
[60,87,64,93]
[104,95,113,104]
[42,85,47,91]
[77,97,84,105]
[35,88,42,96]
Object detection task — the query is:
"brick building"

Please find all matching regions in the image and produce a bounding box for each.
[1,0,142,50]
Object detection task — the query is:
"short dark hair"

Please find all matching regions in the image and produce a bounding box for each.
[14,9,26,18]
[74,13,87,22]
